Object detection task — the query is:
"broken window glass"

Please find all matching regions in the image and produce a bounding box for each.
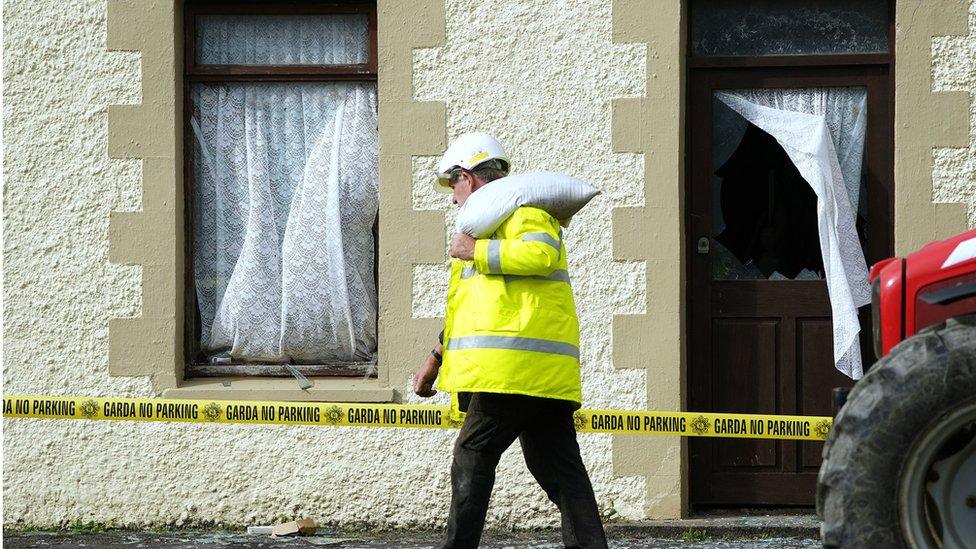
[710,88,869,281]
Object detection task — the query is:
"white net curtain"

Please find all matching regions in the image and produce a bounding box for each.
[196,14,369,65]
[716,88,871,379]
[191,16,378,364]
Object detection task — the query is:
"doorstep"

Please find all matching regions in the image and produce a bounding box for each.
[606,510,821,539]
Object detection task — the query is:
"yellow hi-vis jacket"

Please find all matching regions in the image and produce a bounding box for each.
[439,206,582,410]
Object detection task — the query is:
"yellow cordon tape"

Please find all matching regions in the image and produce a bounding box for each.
[2,395,833,441]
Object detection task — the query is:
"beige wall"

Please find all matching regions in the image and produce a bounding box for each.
[931,1,976,232]
[894,0,975,253]
[3,0,975,528]
[609,0,688,517]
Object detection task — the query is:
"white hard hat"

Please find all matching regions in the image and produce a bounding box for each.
[434,132,510,193]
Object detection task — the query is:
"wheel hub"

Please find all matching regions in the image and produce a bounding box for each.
[899,400,976,549]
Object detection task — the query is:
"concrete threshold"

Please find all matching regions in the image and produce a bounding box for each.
[607,511,821,540]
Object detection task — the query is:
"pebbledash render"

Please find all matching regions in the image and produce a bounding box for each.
[3,0,976,529]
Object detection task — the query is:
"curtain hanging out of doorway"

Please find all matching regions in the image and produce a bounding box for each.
[716,88,871,379]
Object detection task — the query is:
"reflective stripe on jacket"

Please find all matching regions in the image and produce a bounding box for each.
[439,206,582,410]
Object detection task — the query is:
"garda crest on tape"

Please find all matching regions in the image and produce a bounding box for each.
[2,395,832,441]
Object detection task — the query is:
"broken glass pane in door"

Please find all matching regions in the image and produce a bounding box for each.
[711,88,868,281]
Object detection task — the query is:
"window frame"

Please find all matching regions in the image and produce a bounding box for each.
[182,0,379,379]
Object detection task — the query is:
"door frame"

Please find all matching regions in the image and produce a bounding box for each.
[684,64,894,506]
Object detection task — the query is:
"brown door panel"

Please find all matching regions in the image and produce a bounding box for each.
[712,281,831,317]
[692,472,818,506]
[797,318,855,470]
[712,319,779,471]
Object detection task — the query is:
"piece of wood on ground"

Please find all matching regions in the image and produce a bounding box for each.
[271,518,317,537]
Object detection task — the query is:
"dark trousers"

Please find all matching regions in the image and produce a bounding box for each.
[442,393,608,549]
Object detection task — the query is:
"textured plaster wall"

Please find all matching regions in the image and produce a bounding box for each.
[410,0,650,523]
[932,0,976,224]
[3,1,145,396]
[2,0,975,531]
[2,0,457,530]
[1,0,644,530]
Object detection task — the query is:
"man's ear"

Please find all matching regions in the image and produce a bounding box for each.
[466,171,482,190]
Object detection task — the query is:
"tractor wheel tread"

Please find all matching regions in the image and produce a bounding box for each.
[816,314,976,548]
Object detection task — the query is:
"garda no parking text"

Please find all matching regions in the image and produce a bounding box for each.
[3,395,831,441]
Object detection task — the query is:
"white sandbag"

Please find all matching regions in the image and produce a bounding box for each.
[455,171,600,238]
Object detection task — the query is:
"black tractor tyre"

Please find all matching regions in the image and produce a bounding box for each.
[816,315,976,548]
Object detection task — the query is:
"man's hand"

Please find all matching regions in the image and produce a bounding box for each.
[413,356,440,397]
[450,233,476,260]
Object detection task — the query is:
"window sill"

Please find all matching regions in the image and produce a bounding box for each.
[185,363,376,378]
[161,377,394,403]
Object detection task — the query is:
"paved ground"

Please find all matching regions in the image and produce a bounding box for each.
[3,530,820,548]
[4,512,822,548]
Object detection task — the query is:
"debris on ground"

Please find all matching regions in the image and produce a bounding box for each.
[271,518,317,537]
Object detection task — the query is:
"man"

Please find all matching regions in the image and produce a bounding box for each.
[413,132,607,549]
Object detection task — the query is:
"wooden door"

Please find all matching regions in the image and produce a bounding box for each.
[687,66,892,506]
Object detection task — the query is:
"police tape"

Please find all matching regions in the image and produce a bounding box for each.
[1,395,833,441]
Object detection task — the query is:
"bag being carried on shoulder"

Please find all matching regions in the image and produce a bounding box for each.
[455,171,600,238]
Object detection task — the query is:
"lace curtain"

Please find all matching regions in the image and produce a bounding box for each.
[716,88,870,379]
[196,14,369,65]
[191,19,378,364]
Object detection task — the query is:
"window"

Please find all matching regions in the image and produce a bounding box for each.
[709,87,869,281]
[183,2,379,378]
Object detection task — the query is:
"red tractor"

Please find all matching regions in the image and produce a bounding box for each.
[817,228,976,548]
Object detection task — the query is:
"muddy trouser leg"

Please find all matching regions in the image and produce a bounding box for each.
[520,404,608,549]
[442,394,522,549]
